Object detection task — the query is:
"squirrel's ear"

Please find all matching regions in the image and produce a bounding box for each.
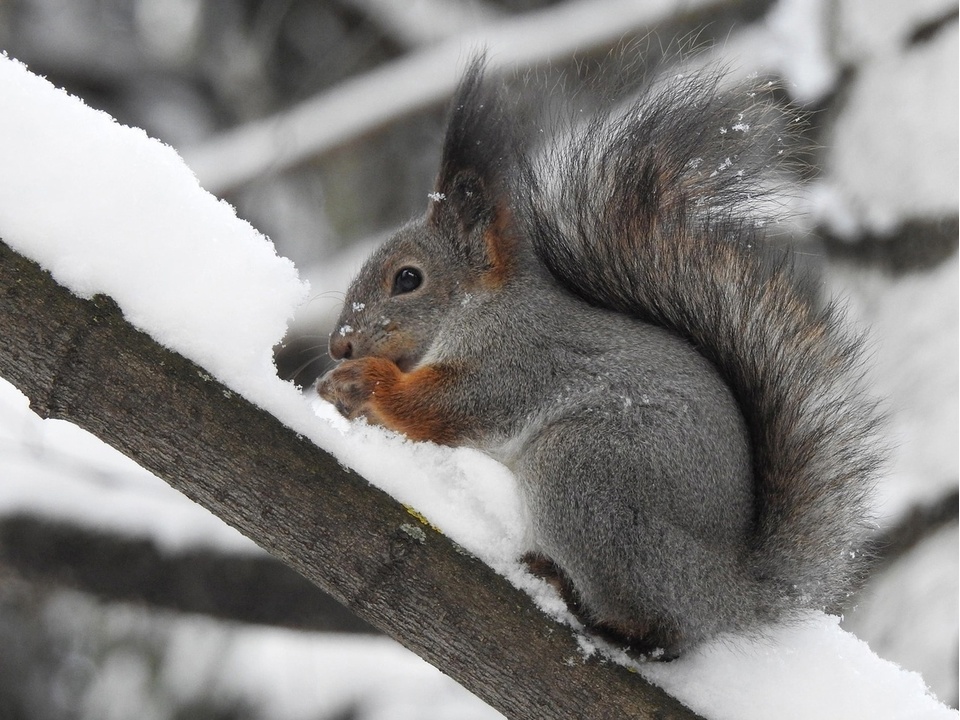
[429,57,517,274]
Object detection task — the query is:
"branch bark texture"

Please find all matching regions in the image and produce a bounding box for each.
[0,239,703,720]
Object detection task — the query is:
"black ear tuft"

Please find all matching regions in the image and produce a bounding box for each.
[429,56,517,237]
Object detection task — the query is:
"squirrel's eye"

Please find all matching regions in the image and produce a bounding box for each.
[392,267,423,295]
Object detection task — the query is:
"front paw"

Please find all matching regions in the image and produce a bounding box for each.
[317,359,379,420]
[318,357,402,423]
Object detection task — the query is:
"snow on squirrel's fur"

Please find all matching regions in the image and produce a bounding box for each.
[0,54,953,720]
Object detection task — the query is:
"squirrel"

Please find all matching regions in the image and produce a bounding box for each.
[316,56,881,658]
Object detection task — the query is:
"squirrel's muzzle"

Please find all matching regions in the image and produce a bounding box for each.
[329,333,353,361]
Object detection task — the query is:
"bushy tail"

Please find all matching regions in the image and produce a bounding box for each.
[516,66,882,611]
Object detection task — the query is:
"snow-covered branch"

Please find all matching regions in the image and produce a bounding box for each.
[0,239,703,720]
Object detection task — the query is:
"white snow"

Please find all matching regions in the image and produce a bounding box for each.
[826,259,959,520]
[0,48,955,720]
[819,24,959,235]
[717,0,839,103]
[0,52,309,402]
[836,0,959,62]
[759,0,839,102]
[642,613,954,720]
[843,523,960,705]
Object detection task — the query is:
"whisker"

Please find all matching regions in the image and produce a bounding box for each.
[287,333,331,341]
[289,343,330,354]
[289,354,326,381]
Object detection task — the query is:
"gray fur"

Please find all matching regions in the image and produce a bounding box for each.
[318,58,881,656]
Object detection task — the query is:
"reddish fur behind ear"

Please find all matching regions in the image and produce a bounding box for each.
[481,202,519,288]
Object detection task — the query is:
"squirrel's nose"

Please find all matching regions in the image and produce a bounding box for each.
[329,333,353,361]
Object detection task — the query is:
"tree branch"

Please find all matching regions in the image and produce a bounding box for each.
[182,0,746,195]
[867,488,960,570]
[7,485,951,636]
[0,514,378,634]
[338,0,505,48]
[0,238,703,719]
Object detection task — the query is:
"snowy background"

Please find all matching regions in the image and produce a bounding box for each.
[0,0,957,718]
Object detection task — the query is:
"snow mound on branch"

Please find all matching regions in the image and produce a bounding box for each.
[642,612,955,720]
[0,53,308,393]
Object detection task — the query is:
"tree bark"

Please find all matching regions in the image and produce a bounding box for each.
[0,239,703,720]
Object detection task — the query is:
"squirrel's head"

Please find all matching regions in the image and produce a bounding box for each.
[328,57,520,372]
[328,216,485,371]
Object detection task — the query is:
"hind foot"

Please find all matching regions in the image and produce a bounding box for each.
[520,552,684,661]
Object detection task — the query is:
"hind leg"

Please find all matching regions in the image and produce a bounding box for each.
[521,551,683,660]
[514,408,753,660]
[589,616,684,661]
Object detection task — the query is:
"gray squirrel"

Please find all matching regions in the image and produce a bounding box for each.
[317,57,881,658]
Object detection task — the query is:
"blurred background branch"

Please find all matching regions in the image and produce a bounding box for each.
[0,515,379,635]
[179,0,743,195]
